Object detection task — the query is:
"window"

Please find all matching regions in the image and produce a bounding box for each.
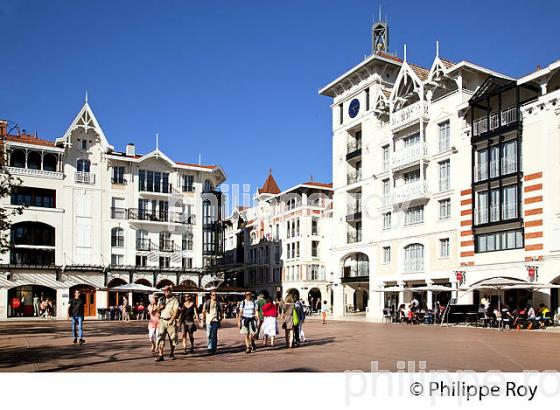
[111,227,124,247]
[11,187,55,208]
[138,170,170,193]
[439,199,451,220]
[81,139,87,150]
[476,229,523,253]
[286,221,291,238]
[475,149,489,182]
[159,256,171,268]
[136,255,147,267]
[440,238,450,258]
[312,241,319,257]
[383,246,391,263]
[203,179,214,193]
[182,257,193,269]
[405,206,424,225]
[365,88,370,111]
[11,222,54,246]
[112,166,125,184]
[296,241,300,258]
[111,254,124,266]
[502,185,518,220]
[501,140,518,175]
[183,175,194,192]
[296,218,300,236]
[383,212,391,229]
[311,218,318,236]
[159,232,173,251]
[404,244,424,272]
[382,145,390,171]
[438,121,450,152]
[403,133,420,147]
[202,199,216,225]
[136,230,150,251]
[77,159,90,173]
[489,146,499,178]
[182,231,194,250]
[382,179,390,197]
[339,103,343,124]
[439,160,450,191]
[404,169,420,183]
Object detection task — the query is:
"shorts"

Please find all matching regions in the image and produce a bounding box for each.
[240,317,257,335]
[148,327,158,342]
[157,318,177,347]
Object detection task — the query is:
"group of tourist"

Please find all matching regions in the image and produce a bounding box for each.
[149,287,319,361]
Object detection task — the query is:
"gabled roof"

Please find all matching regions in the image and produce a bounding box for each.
[56,101,114,151]
[470,76,516,103]
[258,172,281,195]
[302,181,333,189]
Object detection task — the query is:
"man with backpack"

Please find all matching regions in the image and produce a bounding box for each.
[201,290,222,354]
[238,291,260,354]
[293,298,305,347]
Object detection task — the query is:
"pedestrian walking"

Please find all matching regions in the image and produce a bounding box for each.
[201,290,222,354]
[155,286,179,362]
[295,299,306,344]
[238,291,260,354]
[261,296,278,347]
[147,294,159,355]
[68,289,85,345]
[179,294,200,354]
[293,299,304,347]
[255,293,266,340]
[321,300,328,324]
[281,295,295,348]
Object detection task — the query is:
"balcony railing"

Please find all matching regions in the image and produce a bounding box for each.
[136,238,153,251]
[473,106,519,137]
[391,180,429,204]
[391,143,428,169]
[128,208,169,223]
[159,239,175,252]
[6,166,63,180]
[139,183,174,194]
[75,171,95,184]
[111,207,128,219]
[346,203,362,221]
[175,213,196,225]
[390,101,429,128]
[347,169,362,185]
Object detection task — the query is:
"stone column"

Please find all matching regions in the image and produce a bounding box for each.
[332,283,345,318]
[57,288,70,320]
[398,281,406,306]
[426,280,434,310]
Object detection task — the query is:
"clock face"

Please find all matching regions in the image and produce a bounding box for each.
[348,98,360,118]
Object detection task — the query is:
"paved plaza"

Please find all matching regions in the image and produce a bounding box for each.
[0,318,559,372]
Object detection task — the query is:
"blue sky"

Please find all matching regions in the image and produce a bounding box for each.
[1,0,558,205]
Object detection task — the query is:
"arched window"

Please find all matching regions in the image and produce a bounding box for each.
[11,222,55,246]
[9,149,25,168]
[111,227,124,247]
[404,244,424,272]
[343,253,369,278]
[43,154,57,172]
[27,151,41,170]
[203,179,214,193]
[77,159,91,173]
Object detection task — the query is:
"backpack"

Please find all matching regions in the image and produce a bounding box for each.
[292,305,300,326]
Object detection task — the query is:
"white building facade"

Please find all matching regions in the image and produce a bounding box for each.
[0,101,226,319]
[320,19,560,320]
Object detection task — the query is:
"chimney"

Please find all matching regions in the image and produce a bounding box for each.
[0,120,7,138]
[126,143,136,157]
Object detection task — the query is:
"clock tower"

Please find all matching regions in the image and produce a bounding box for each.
[371,13,389,54]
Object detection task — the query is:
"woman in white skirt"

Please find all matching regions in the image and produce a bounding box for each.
[261,297,278,347]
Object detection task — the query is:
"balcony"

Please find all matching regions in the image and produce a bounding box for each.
[346,203,362,222]
[391,143,428,170]
[347,169,362,185]
[390,101,429,130]
[390,180,429,205]
[139,183,174,195]
[346,140,362,161]
[75,171,95,184]
[128,208,169,223]
[175,213,196,225]
[473,106,519,137]
[136,238,153,251]
[6,166,63,180]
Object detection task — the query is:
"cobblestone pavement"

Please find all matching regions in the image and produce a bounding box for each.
[1,318,559,372]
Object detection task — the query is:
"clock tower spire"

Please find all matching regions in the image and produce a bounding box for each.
[372,4,389,54]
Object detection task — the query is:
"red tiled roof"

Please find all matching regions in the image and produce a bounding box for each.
[440,58,456,69]
[5,134,55,147]
[175,161,216,170]
[302,181,333,189]
[409,63,429,81]
[375,51,403,63]
[259,173,281,195]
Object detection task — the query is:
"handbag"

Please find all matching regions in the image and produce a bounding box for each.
[292,306,300,327]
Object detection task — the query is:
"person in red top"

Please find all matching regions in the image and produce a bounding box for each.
[261,297,278,347]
